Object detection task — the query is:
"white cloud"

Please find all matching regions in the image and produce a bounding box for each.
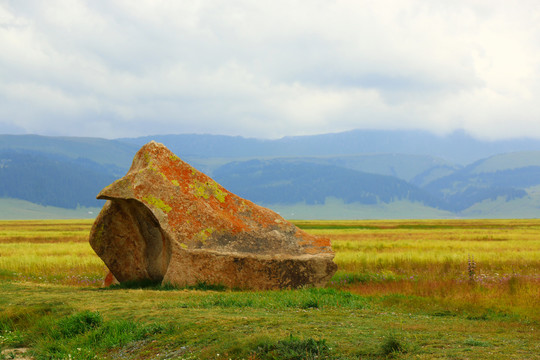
[0,0,539,139]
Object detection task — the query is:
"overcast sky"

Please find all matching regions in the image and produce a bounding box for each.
[1,1,539,140]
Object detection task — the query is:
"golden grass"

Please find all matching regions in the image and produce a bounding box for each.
[0,218,538,321]
[0,219,93,243]
[304,219,540,321]
[305,220,540,277]
[0,220,104,285]
[0,243,104,272]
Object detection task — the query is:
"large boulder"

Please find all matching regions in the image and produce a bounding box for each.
[89,141,337,289]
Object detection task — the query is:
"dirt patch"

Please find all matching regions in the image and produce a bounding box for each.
[1,348,33,360]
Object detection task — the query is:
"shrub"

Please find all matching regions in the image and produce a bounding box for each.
[301,298,319,309]
[380,332,406,356]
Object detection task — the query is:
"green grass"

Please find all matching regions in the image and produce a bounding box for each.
[0,199,100,220]
[0,219,539,359]
[0,282,538,359]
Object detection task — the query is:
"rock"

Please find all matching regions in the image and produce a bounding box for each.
[89,141,337,289]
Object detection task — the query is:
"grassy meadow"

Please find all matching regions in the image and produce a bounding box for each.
[0,219,538,359]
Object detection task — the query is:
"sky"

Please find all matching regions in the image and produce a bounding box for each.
[1,0,539,140]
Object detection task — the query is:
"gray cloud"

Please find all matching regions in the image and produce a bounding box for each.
[1,0,539,139]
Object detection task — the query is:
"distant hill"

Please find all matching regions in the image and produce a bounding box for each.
[0,150,117,209]
[421,151,540,212]
[211,157,540,215]
[213,160,443,208]
[267,154,459,183]
[465,151,540,173]
[3,132,540,219]
[0,134,137,170]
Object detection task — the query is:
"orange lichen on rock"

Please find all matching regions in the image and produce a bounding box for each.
[90,141,337,289]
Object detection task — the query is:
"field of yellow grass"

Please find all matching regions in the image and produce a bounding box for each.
[296,219,539,323]
[0,219,538,359]
[1,219,539,320]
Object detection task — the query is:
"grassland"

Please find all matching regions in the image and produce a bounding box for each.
[0,199,100,220]
[0,219,539,359]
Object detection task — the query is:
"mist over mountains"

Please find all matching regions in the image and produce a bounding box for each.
[2,130,540,219]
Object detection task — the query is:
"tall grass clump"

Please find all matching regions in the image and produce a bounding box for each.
[54,310,103,338]
[251,334,333,360]
[380,331,407,357]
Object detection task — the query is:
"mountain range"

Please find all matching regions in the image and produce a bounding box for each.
[2,130,540,219]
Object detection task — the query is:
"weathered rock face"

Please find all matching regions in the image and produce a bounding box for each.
[89,141,337,289]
